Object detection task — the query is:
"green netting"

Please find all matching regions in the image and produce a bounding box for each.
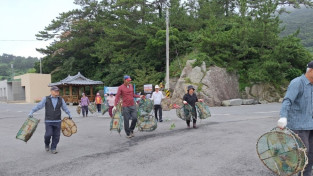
[137,114,157,132]
[195,102,211,119]
[16,117,40,142]
[256,127,307,176]
[88,102,97,114]
[101,103,109,115]
[137,99,153,117]
[110,103,123,133]
[176,104,194,121]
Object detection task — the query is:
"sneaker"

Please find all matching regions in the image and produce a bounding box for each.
[159,119,163,122]
[126,135,132,139]
[45,145,49,152]
[51,150,58,154]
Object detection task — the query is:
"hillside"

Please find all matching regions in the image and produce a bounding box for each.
[0,54,39,80]
[280,7,313,52]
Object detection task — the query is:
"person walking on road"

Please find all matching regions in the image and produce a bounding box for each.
[81,93,90,117]
[183,85,203,129]
[150,85,165,122]
[28,86,72,154]
[95,92,103,113]
[113,75,141,138]
[107,93,115,118]
[277,61,313,176]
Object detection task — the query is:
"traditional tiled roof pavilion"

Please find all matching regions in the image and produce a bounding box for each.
[49,72,103,104]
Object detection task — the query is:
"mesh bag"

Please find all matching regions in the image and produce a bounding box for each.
[256,127,307,176]
[137,99,153,117]
[61,117,77,137]
[101,103,109,115]
[137,114,158,132]
[195,102,211,119]
[110,103,124,133]
[76,105,81,115]
[88,102,96,114]
[161,98,172,111]
[176,104,193,121]
[16,117,40,142]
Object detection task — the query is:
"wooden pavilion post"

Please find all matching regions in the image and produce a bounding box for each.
[90,85,93,101]
[69,85,73,103]
[63,86,66,96]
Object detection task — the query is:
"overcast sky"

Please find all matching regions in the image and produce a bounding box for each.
[0,1,79,58]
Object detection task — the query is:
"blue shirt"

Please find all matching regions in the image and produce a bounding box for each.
[29,95,71,122]
[280,74,313,130]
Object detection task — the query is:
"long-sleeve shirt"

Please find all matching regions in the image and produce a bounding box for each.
[80,97,90,106]
[150,91,165,105]
[29,95,71,122]
[280,74,313,130]
[114,84,140,107]
[183,93,198,107]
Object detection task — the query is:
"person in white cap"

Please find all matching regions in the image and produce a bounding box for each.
[150,85,166,122]
[277,61,313,176]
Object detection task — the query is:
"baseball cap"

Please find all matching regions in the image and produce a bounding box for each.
[50,86,59,91]
[307,61,313,68]
[124,75,132,81]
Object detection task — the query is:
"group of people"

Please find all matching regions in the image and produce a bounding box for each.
[27,74,204,152]
[79,92,116,118]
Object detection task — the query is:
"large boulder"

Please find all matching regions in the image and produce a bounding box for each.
[244,83,284,103]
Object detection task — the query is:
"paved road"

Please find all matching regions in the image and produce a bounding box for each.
[0,102,281,176]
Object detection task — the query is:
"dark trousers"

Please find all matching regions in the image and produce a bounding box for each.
[293,130,313,176]
[44,122,61,150]
[186,106,197,125]
[109,106,114,117]
[82,106,88,117]
[122,105,137,136]
[96,104,101,112]
[154,105,162,121]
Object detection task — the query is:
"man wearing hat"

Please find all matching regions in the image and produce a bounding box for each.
[278,61,313,176]
[114,75,141,138]
[28,86,72,154]
[150,85,165,122]
[183,85,203,128]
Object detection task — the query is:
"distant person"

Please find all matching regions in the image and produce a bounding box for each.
[114,75,141,138]
[103,93,108,105]
[183,85,203,128]
[107,93,115,118]
[150,85,165,122]
[28,86,72,154]
[81,93,90,117]
[277,61,313,176]
[94,92,103,113]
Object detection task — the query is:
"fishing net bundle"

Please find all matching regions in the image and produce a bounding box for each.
[195,102,211,119]
[76,105,81,115]
[16,117,40,142]
[110,102,124,134]
[256,127,308,176]
[101,103,109,115]
[61,117,77,137]
[88,102,97,114]
[137,114,158,132]
[176,104,194,121]
[137,98,154,117]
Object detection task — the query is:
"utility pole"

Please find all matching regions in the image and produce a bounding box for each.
[165,2,170,90]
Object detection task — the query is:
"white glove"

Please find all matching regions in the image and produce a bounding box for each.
[183,101,187,105]
[277,117,287,129]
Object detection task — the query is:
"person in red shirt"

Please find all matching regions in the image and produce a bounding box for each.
[94,92,103,113]
[114,75,140,138]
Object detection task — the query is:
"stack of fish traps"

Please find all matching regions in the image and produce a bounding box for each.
[137,99,157,132]
[16,117,40,142]
[256,127,308,176]
[176,104,193,121]
[101,103,109,115]
[88,102,97,114]
[76,105,81,115]
[61,117,77,137]
[195,102,211,119]
[110,102,124,134]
